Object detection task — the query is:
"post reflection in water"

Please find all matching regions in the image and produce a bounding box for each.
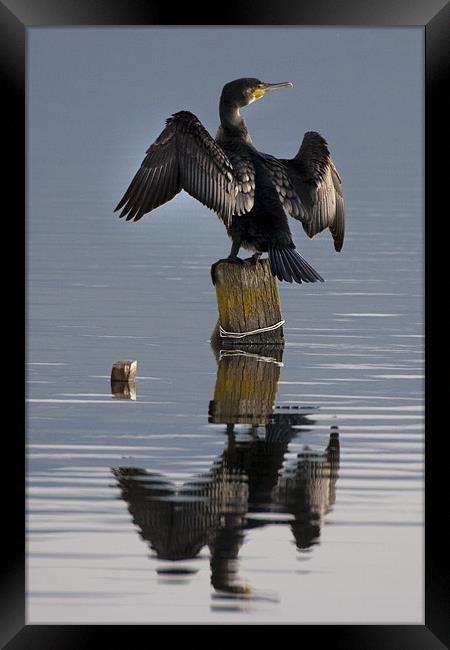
[112,345,340,600]
[110,379,136,400]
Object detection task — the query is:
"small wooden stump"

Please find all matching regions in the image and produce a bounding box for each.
[110,360,137,400]
[209,345,283,425]
[110,360,137,382]
[211,259,284,349]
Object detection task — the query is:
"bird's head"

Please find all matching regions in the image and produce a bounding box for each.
[220,77,293,108]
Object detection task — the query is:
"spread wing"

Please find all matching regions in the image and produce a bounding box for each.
[280,132,345,252]
[114,111,249,226]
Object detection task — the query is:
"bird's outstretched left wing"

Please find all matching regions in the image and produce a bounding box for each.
[280,132,345,252]
[114,111,240,226]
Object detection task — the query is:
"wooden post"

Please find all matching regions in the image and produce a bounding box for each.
[110,360,137,400]
[110,360,137,382]
[211,259,284,349]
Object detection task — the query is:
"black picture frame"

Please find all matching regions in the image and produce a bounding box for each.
[4,0,448,646]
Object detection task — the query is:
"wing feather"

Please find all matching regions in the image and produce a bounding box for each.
[262,154,304,219]
[280,132,345,252]
[221,152,256,217]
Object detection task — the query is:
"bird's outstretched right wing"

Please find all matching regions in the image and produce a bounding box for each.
[114,111,242,226]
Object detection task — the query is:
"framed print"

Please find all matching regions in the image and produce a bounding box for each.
[2,0,448,646]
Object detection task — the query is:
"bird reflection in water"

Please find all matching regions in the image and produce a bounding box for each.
[112,345,340,601]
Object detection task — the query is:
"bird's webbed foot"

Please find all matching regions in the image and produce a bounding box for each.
[244,253,262,265]
[211,256,245,285]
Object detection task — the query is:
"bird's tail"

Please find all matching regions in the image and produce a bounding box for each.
[268,246,324,284]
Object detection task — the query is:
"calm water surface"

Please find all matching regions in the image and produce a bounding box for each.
[27,171,424,623]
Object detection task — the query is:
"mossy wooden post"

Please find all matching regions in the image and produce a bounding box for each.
[211,259,284,349]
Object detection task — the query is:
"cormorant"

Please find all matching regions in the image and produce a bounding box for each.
[114,78,345,284]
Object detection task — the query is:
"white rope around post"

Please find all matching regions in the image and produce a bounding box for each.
[219,319,285,339]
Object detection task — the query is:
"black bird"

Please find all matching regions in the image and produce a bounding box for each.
[114,78,345,284]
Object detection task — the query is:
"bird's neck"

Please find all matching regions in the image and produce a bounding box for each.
[218,100,252,143]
